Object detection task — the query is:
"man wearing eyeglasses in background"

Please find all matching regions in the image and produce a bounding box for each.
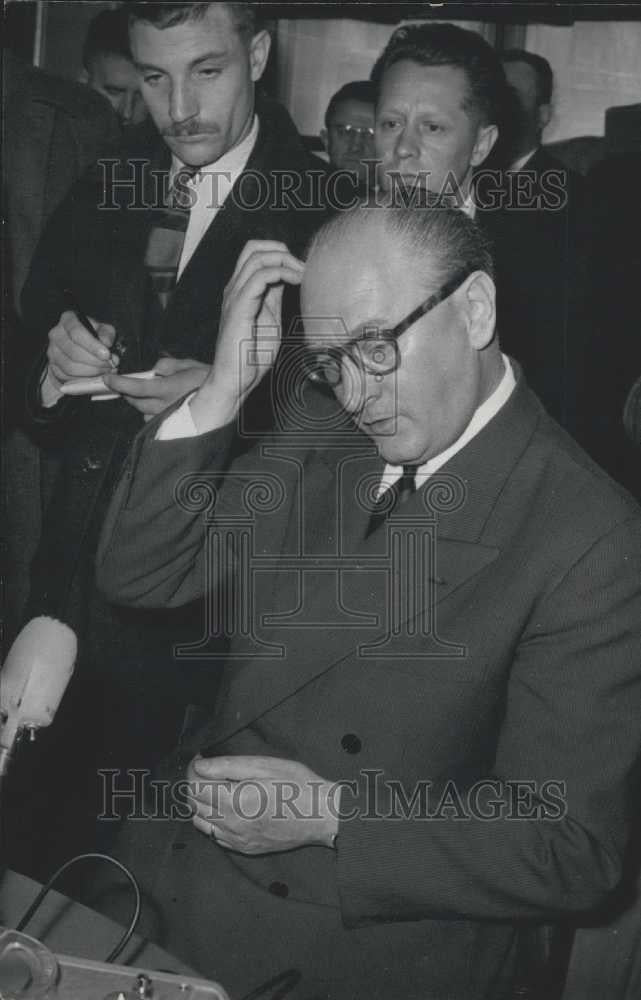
[320,80,377,191]
[96,204,641,1000]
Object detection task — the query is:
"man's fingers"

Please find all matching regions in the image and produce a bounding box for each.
[121,396,160,416]
[231,250,304,294]
[104,373,160,397]
[95,323,116,349]
[50,336,112,371]
[233,265,303,313]
[154,356,208,376]
[232,240,292,276]
[58,313,113,360]
[191,754,299,781]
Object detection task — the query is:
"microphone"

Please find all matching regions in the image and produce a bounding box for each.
[0,617,77,778]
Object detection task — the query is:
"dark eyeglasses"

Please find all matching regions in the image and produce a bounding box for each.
[305,267,474,389]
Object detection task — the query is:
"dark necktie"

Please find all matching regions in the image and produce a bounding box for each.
[366,464,418,537]
[144,165,198,310]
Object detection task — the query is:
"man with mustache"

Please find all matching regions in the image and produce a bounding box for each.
[96,206,641,998]
[12,2,325,877]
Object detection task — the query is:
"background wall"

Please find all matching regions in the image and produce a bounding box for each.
[526,20,641,140]
[40,1,118,79]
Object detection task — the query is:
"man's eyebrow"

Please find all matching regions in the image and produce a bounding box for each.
[135,51,228,74]
[189,51,229,68]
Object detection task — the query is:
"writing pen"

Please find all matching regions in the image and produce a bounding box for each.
[63,289,122,361]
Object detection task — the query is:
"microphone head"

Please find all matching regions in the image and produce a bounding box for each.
[1,617,77,745]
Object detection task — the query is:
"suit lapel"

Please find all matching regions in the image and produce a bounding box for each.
[197,376,544,748]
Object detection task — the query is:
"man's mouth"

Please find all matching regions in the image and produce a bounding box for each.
[363,415,398,434]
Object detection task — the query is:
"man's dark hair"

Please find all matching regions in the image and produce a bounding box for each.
[324,80,377,128]
[370,22,506,126]
[306,200,495,289]
[127,2,266,39]
[83,8,132,70]
[501,49,554,106]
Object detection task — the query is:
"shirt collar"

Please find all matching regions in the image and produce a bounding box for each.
[170,113,259,186]
[508,147,539,173]
[378,354,516,495]
[460,190,476,219]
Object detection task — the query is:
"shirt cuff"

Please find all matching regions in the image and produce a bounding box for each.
[155,391,200,440]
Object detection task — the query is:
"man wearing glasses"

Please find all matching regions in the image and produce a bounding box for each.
[320,80,377,190]
[96,205,641,999]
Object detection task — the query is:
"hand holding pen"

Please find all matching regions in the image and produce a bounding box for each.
[46,297,121,388]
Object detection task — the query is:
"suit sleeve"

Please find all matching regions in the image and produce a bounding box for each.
[96,406,239,608]
[335,517,641,924]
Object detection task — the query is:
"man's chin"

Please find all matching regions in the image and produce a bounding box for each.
[166,135,222,167]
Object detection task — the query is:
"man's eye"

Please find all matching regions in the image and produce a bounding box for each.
[421,122,443,134]
[198,67,221,78]
[378,119,401,131]
[143,74,162,86]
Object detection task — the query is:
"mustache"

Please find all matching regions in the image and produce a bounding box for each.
[162,122,219,138]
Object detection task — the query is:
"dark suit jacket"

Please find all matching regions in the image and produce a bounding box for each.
[478,149,590,439]
[585,153,641,498]
[4,53,120,313]
[2,54,119,657]
[95,370,641,998]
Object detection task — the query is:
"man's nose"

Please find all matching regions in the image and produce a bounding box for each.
[121,92,135,125]
[169,80,199,123]
[338,360,382,415]
[347,129,369,153]
[394,123,420,160]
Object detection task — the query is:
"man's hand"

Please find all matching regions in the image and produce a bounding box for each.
[189,240,305,433]
[104,356,209,420]
[187,755,340,855]
[45,311,118,392]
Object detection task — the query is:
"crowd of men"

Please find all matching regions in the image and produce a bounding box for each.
[3,4,641,999]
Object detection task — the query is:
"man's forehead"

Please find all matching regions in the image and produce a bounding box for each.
[379,59,470,110]
[302,236,422,343]
[331,99,375,124]
[130,4,239,61]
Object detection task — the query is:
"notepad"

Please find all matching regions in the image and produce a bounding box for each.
[59,370,157,400]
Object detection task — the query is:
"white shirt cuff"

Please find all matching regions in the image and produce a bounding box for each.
[155,392,200,440]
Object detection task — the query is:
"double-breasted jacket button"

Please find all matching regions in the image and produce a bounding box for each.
[341,733,362,755]
[268,881,289,898]
[80,455,103,472]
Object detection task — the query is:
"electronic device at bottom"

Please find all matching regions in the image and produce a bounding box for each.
[0,929,230,1000]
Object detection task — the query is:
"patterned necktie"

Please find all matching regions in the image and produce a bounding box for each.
[144,165,198,310]
[366,464,418,536]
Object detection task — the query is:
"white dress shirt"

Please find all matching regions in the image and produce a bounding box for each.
[508,148,538,173]
[173,114,259,279]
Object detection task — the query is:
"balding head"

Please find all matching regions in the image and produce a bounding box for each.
[306,201,494,296]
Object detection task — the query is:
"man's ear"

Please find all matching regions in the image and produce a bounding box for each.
[78,68,89,85]
[320,128,329,152]
[462,271,496,349]
[470,123,498,168]
[537,102,552,133]
[248,29,271,83]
